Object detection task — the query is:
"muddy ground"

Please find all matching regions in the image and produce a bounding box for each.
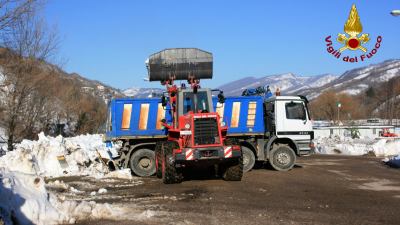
[51,155,400,225]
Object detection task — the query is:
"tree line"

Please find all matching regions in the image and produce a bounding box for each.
[0,0,107,151]
[309,76,400,125]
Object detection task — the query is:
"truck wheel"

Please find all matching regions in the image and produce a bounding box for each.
[155,142,163,178]
[130,149,156,177]
[162,141,182,184]
[222,156,243,181]
[242,146,255,173]
[269,144,296,171]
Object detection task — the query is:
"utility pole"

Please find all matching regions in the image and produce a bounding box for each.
[337,102,341,124]
[337,102,342,136]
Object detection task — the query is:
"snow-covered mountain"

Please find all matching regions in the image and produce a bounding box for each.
[116,59,400,101]
[123,87,163,98]
[217,59,400,99]
[302,59,400,99]
[217,73,337,97]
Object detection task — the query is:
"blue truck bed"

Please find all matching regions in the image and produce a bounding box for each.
[213,96,265,135]
[106,96,266,140]
[105,98,172,139]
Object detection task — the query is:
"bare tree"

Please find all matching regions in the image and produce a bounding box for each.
[0,0,38,31]
[0,6,59,150]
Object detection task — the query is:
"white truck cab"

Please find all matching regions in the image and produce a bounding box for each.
[266,96,314,156]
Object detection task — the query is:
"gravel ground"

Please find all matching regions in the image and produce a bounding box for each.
[52,155,400,225]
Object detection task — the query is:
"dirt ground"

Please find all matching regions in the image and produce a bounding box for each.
[53,155,400,225]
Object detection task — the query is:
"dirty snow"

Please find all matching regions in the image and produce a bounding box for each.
[314,136,400,157]
[0,132,122,178]
[0,132,146,224]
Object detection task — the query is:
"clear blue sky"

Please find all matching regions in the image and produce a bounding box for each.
[45,0,400,90]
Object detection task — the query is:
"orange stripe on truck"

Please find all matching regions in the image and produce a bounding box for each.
[121,104,132,130]
[231,102,241,128]
[138,103,150,130]
[156,103,165,130]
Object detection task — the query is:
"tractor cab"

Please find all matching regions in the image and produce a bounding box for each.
[178,88,213,115]
[176,88,223,147]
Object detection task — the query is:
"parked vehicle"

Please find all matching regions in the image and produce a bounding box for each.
[213,95,314,172]
[105,48,243,183]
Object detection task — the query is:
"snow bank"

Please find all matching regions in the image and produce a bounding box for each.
[0,168,135,224]
[0,132,137,224]
[0,168,68,224]
[314,136,400,157]
[0,132,122,178]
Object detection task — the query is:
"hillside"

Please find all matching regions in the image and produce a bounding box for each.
[301,60,400,99]
[0,49,124,140]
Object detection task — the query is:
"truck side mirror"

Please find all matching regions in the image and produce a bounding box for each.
[161,96,167,107]
[218,91,225,104]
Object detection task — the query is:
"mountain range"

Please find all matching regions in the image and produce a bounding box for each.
[123,59,400,100]
[2,58,399,105]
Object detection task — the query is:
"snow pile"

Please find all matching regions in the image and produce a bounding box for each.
[0,168,134,224]
[0,132,122,178]
[0,168,68,224]
[0,132,138,224]
[314,136,400,157]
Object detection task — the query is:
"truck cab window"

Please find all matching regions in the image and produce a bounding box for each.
[285,102,306,120]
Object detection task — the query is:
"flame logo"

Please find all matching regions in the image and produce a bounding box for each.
[337,4,369,52]
[344,4,363,36]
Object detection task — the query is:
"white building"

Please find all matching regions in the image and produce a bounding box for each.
[313,125,396,139]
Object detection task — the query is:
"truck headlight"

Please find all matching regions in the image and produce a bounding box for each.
[185,123,191,129]
[221,121,226,127]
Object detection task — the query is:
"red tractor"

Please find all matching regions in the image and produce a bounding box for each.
[147,48,243,184]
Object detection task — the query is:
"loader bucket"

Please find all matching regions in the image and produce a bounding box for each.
[146,48,213,81]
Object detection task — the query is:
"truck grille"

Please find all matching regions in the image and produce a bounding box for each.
[194,118,219,145]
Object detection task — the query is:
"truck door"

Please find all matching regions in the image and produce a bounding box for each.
[275,100,313,140]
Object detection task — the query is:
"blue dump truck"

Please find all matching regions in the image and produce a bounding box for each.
[105,94,314,175]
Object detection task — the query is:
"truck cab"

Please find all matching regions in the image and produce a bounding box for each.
[213,95,314,172]
[265,96,314,156]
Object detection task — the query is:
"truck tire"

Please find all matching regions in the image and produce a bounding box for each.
[242,146,255,173]
[155,142,163,178]
[269,144,296,171]
[130,148,156,177]
[162,141,182,184]
[222,157,243,181]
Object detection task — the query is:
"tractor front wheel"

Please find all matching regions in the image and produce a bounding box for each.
[155,142,162,178]
[161,141,182,184]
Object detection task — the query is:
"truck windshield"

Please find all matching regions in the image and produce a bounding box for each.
[183,91,210,114]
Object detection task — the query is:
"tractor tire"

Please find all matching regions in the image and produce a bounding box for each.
[221,138,243,181]
[269,144,296,171]
[242,145,255,173]
[129,148,156,177]
[155,142,163,178]
[222,157,243,181]
[161,141,182,184]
